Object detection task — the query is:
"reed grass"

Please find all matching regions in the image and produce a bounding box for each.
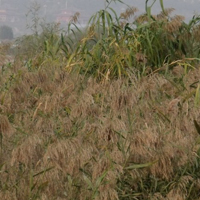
[1,0,200,199]
[1,59,200,199]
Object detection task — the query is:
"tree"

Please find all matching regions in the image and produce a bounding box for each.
[0,25,14,40]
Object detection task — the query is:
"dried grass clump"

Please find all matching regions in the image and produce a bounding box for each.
[0,115,14,137]
[166,188,187,200]
[120,7,138,20]
[11,135,44,168]
[1,61,200,199]
[0,43,12,66]
[193,24,200,41]
[156,8,175,20]
[165,15,185,33]
[0,191,18,200]
[135,13,149,24]
[43,137,95,175]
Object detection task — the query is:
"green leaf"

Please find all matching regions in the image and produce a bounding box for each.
[125,160,158,170]
[195,84,200,107]
[33,166,54,177]
[159,0,165,13]
[95,170,107,188]
[83,174,93,190]
[145,0,156,20]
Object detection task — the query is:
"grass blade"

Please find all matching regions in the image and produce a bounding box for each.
[125,160,158,170]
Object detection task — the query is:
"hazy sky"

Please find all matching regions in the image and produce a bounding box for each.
[42,0,200,23]
[1,0,199,20]
[96,0,200,19]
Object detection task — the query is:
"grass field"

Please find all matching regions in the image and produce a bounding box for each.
[1,1,200,199]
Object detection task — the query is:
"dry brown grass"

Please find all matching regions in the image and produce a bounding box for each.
[0,43,13,67]
[164,15,185,33]
[0,60,200,199]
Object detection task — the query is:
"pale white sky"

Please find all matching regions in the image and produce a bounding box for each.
[108,0,200,21]
[63,0,200,22]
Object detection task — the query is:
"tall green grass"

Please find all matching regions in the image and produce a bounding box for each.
[60,0,199,80]
[15,0,200,80]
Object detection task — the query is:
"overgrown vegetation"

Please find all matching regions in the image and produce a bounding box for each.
[1,0,200,199]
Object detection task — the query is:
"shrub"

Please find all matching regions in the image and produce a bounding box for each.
[0,25,14,41]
